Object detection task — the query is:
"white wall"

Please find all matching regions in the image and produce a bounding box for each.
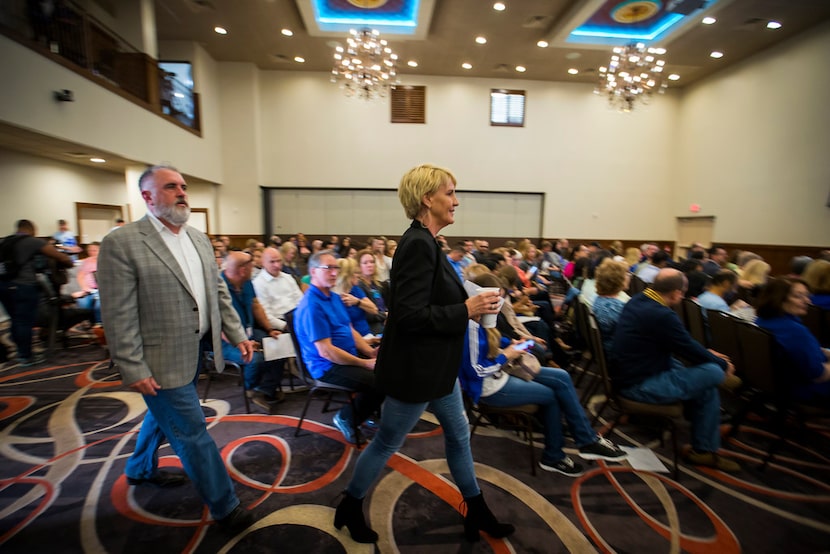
[257,72,680,240]
[674,21,830,246]
[3,20,828,244]
[0,34,224,184]
[0,149,124,233]
[0,148,218,236]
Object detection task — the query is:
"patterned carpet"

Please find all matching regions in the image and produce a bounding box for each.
[1,336,829,553]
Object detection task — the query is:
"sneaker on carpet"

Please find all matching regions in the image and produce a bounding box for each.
[538,456,584,477]
[685,450,740,472]
[579,436,628,461]
[249,391,284,414]
[332,409,357,444]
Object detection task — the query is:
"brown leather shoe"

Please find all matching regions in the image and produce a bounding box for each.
[216,506,254,534]
[685,450,740,472]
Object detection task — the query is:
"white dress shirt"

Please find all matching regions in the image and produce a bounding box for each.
[252,269,304,330]
[146,211,209,335]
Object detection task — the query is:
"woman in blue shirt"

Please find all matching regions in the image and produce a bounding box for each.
[458,273,627,476]
[333,257,378,337]
[756,278,830,401]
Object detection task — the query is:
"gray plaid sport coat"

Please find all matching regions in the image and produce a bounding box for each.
[98,216,246,388]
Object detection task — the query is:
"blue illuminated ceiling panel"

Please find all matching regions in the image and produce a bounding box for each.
[299,0,435,38]
[564,0,720,46]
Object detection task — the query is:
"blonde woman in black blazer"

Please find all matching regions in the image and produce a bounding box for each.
[334,164,514,544]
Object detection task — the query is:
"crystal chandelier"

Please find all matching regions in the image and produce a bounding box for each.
[331,29,398,100]
[595,43,668,112]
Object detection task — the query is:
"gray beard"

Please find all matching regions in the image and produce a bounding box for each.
[155,203,190,226]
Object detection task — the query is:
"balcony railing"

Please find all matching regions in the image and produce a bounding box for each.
[0,0,201,134]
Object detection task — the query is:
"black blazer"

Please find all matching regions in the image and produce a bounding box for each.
[375,220,469,402]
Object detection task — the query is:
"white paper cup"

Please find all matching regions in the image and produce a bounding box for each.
[478,287,502,328]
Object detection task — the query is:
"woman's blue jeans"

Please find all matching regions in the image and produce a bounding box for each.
[482,366,598,463]
[346,381,480,499]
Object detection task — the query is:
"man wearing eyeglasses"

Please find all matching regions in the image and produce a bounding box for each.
[293,250,384,443]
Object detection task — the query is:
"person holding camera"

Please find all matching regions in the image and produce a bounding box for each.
[0,219,72,366]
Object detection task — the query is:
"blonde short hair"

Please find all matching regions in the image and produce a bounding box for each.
[398,164,457,220]
[595,259,630,296]
[803,259,830,295]
[741,259,770,285]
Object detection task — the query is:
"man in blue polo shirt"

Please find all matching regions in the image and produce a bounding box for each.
[612,268,741,472]
[294,250,383,443]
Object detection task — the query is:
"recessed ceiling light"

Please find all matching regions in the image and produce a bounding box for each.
[515,65,526,73]
[668,74,680,81]
[475,36,487,45]
[214,26,227,35]
[90,157,106,163]
[493,2,506,11]
[710,51,724,59]
[767,20,782,30]
[294,56,305,63]
[702,16,716,25]
[407,60,418,67]
[567,68,578,75]
[462,62,472,70]
[281,29,293,37]
[536,40,549,48]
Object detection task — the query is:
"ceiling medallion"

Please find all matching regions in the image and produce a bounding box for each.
[347,0,389,8]
[611,0,662,24]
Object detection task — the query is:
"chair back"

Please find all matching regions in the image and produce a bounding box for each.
[572,298,591,348]
[586,312,615,401]
[708,310,743,373]
[628,274,646,296]
[734,321,779,395]
[283,310,313,383]
[802,305,830,348]
[682,298,708,347]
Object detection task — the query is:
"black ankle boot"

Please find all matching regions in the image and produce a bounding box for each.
[463,492,515,542]
[334,492,378,543]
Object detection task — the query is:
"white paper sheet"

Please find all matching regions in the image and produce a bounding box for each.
[620,446,669,473]
[262,334,296,361]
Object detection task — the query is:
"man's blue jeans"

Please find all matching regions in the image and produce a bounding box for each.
[482,367,597,463]
[76,290,101,324]
[124,367,239,520]
[346,381,480,500]
[620,359,725,453]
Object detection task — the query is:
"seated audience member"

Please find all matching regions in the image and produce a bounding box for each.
[736,259,770,306]
[563,244,589,281]
[280,241,302,280]
[459,273,626,476]
[703,246,728,276]
[446,243,467,282]
[75,242,101,325]
[802,259,830,309]
[252,246,304,332]
[624,247,641,271]
[592,259,631,353]
[250,247,263,279]
[789,255,813,278]
[386,239,397,259]
[355,249,388,333]
[294,250,384,443]
[736,251,762,275]
[579,250,614,307]
[370,237,392,283]
[756,278,830,402]
[685,270,711,299]
[336,236,352,259]
[221,251,284,413]
[634,243,659,273]
[696,270,739,317]
[636,250,670,284]
[611,269,741,472]
[679,258,704,274]
[334,257,379,338]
